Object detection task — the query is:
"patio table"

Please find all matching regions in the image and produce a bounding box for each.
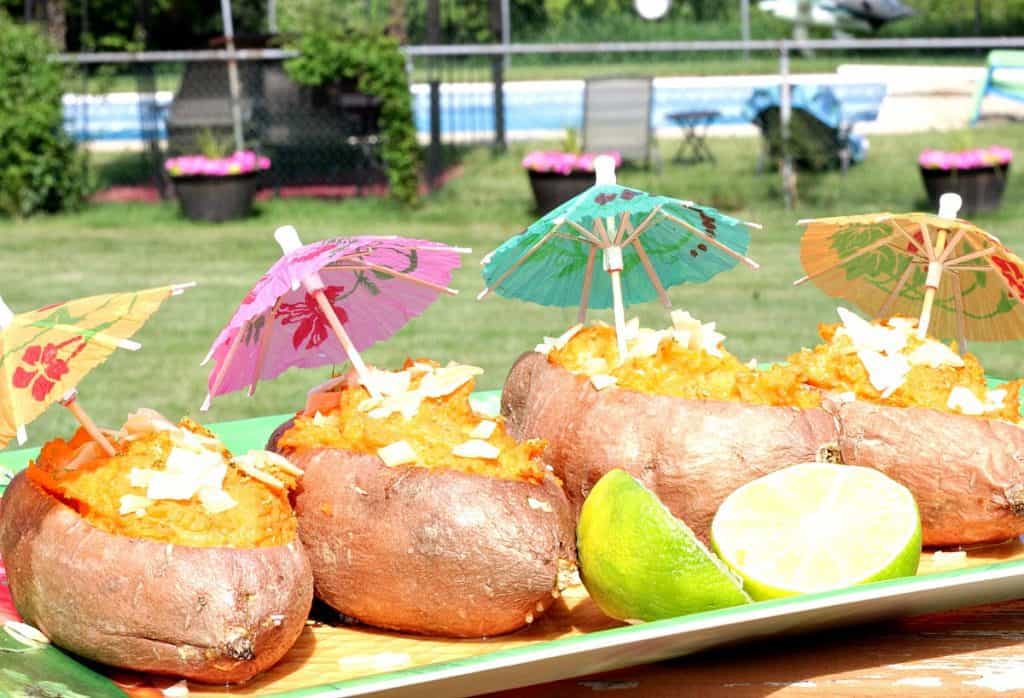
[668,109,720,164]
[487,597,1024,696]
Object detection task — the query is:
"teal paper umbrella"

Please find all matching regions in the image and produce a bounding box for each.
[478,158,760,357]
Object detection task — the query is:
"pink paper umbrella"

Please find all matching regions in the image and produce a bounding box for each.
[201,226,468,409]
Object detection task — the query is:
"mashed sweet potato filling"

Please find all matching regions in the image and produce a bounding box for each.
[549,323,821,409]
[277,360,547,484]
[547,311,1022,422]
[26,412,299,548]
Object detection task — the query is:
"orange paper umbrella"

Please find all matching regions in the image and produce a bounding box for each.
[794,194,1024,352]
[0,283,193,452]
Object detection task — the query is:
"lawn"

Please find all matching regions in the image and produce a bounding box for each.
[2,123,1023,448]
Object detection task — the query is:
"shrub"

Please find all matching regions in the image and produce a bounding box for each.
[285,28,420,206]
[0,13,90,217]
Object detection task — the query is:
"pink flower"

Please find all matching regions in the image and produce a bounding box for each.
[919,146,1012,171]
[523,151,622,175]
[164,150,272,177]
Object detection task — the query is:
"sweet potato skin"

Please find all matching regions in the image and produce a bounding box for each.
[503,351,840,542]
[281,442,576,638]
[838,400,1024,546]
[0,472,313,684]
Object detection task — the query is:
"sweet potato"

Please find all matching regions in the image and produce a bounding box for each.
[270,422,577,638]
[503,351,1024,547]
[502,351,840,542]
[0,471,313,684]
[837,400,1024,546]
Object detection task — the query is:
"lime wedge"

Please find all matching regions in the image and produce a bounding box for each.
[711,462,921,601]
[577,469,751,622]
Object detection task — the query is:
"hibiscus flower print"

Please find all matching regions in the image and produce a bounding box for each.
[12,342,72,402]
[993,256,1024,301]
[278,286,349,350]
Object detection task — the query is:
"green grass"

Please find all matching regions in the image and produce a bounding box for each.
[2,123,1023,448]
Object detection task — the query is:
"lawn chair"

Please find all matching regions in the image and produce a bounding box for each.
[582,76,659,170]
[744,84,869,174]
[969,50,1024,124]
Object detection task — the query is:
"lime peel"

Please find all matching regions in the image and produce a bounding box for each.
[577,469,751,623]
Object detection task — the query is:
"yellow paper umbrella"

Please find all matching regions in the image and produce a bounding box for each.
[0,283,193,452]
[794,194,1024,352]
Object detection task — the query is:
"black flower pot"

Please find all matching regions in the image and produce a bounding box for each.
[171,171,263,222]
[920,163,1011,215]
[527,170,595,214]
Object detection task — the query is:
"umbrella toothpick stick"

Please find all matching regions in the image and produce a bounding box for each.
[604,216,629,362]
[60,389,115,456]
[275,226,378,397]
[952,272,968,354]
[917,194,962,339]
[578,246,597,324]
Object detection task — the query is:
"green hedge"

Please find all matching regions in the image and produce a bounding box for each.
[0,13,89,217]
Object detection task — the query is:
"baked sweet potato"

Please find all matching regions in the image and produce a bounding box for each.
[281,443,575,637]
[269,361,577,638]
[502,350,840,543]
[504,350,1024,547]
[0,472,312,684]
[0,412,313,684]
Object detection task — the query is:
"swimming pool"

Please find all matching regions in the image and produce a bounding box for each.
[62,76,886,142]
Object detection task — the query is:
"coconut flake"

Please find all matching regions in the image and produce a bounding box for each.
[534,342,553,355]
[590,374,618,391]
[198,487,237,514]
[907,341,965,368]
[931,550,967,568]
[948,386,986,416]
[3,621,49,647]
[418,364,484,398]
[838,307,907,355]
[552,324,583,349]
[627,329,667,359]
[362,367,411,397]
[886,316,918,331]
[119,494,151,516]
[470,420,497,439]
[377,441,417,467]
[671,329,693,349]
[312,410,334,427]
[244,450,303,476]
[671,309,702,335]
[858,349,910,394]
[985,389,1008,412]
[699,322,726,358]
[452,439,500,460]
[527,497,553,512]
[129,468,156,488]
[161,680,190,697]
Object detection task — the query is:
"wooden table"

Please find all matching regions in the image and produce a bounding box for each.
[487,600,1024,696]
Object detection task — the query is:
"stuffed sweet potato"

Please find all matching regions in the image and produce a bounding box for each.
[0,410,313,684]
[503,312,1024,547]
[270,360,577,638]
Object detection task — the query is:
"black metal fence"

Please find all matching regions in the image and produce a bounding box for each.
[58,35,1024,202]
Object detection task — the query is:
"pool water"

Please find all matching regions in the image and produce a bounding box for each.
[62,77,886,142]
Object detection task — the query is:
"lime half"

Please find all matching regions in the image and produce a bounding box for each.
[577,469,751,623]
[711,462,921,601]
